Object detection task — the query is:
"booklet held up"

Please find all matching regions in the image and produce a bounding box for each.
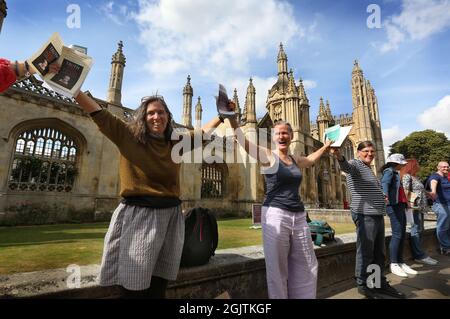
[215,84,235,119]
[27,32,93,98]
[324,124,352,147]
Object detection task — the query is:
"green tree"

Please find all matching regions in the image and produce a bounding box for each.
[389,130,450,180]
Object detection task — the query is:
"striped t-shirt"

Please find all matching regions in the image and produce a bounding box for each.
[338,158,386,215]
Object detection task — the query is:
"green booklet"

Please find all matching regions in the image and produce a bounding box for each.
[324,124,352,147]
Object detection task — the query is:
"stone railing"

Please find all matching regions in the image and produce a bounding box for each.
[0,224,439,299]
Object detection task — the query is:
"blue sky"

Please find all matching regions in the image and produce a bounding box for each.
[1,0,449,155]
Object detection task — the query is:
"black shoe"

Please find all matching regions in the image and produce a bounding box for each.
[375,283,406,299]
[357,286,384,299]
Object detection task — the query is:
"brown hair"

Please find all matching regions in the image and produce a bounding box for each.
[400,158,419,179]
[357,141,375,151]
[128,96,174,145]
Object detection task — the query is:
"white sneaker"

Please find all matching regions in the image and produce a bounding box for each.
[415,257,438,265]
[390,263,408,277]
[400,263,418,275]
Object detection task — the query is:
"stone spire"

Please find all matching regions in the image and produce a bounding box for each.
[195,96,202,129]
[352,59,363,76]
[107,41,126,105]
[0,0,7,34]
[325,100,332,120]
[317,97,330,142]
[351,60,385,174]
[277,42,288,76]
[232,88,242,123]
[298,77,308,103]
[182,75,193,127]
[245,78,257,124]
[317,97,327,121]
[287,69,297,95]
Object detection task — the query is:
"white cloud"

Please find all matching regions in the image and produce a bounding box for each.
[302,80,317,90]
[134,0,303,79]
[381,0,450,52]
[382,125,408,158]
[417,95,450,137]
[380,22,406,53]
[100,1,133,26]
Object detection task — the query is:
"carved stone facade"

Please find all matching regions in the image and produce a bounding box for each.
[0,42,385,221]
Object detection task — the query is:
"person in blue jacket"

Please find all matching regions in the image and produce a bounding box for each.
[381,154,418,278]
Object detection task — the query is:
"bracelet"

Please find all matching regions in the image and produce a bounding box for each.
[218,115,224,123]
[24,61,31,77]
[14,60,20,77]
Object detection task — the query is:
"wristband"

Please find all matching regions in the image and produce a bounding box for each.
[14,61,20,77]
[218,115,224,123]
[24,61,31,77]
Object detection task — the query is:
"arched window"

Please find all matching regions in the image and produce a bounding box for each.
[201,163,226,198]
[8,127,79,192]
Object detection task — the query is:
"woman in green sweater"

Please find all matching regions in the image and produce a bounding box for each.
[74,91,223,298]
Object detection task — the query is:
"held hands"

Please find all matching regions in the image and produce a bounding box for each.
[428,191,437,201]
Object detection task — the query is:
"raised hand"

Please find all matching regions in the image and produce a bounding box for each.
[324,139,334,149]
[329,147,343,160]
[48,62,61,74]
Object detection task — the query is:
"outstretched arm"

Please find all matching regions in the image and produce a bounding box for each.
[294,139,333,168]
[74,91,102,113]
[330,147,360,176]
[201,116,223,135]
[0,58,59,92]
[228,112,271,165]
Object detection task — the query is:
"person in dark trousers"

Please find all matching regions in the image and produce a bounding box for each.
[331,141,406,299]
[381,154,418,278]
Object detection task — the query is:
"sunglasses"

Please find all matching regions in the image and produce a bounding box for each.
[141,94,165,104]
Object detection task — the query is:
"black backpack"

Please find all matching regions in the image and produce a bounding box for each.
[422,175,434,206]
[180,207,218,267]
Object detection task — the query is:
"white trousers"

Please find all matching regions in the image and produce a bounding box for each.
[262,206,318,299]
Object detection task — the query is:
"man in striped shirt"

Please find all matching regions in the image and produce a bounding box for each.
[331,141,406,299]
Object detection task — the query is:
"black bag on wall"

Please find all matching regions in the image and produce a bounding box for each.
[180,207,218,267]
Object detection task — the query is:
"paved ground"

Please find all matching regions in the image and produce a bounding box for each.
[329,254,450,299]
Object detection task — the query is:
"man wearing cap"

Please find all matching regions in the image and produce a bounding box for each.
[429,161,450,256]
[381,154,418,278]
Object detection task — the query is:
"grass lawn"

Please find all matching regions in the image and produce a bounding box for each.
[0,219,356,275]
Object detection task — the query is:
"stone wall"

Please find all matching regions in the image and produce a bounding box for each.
[0,92,125,225]
[0,225,439,299]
